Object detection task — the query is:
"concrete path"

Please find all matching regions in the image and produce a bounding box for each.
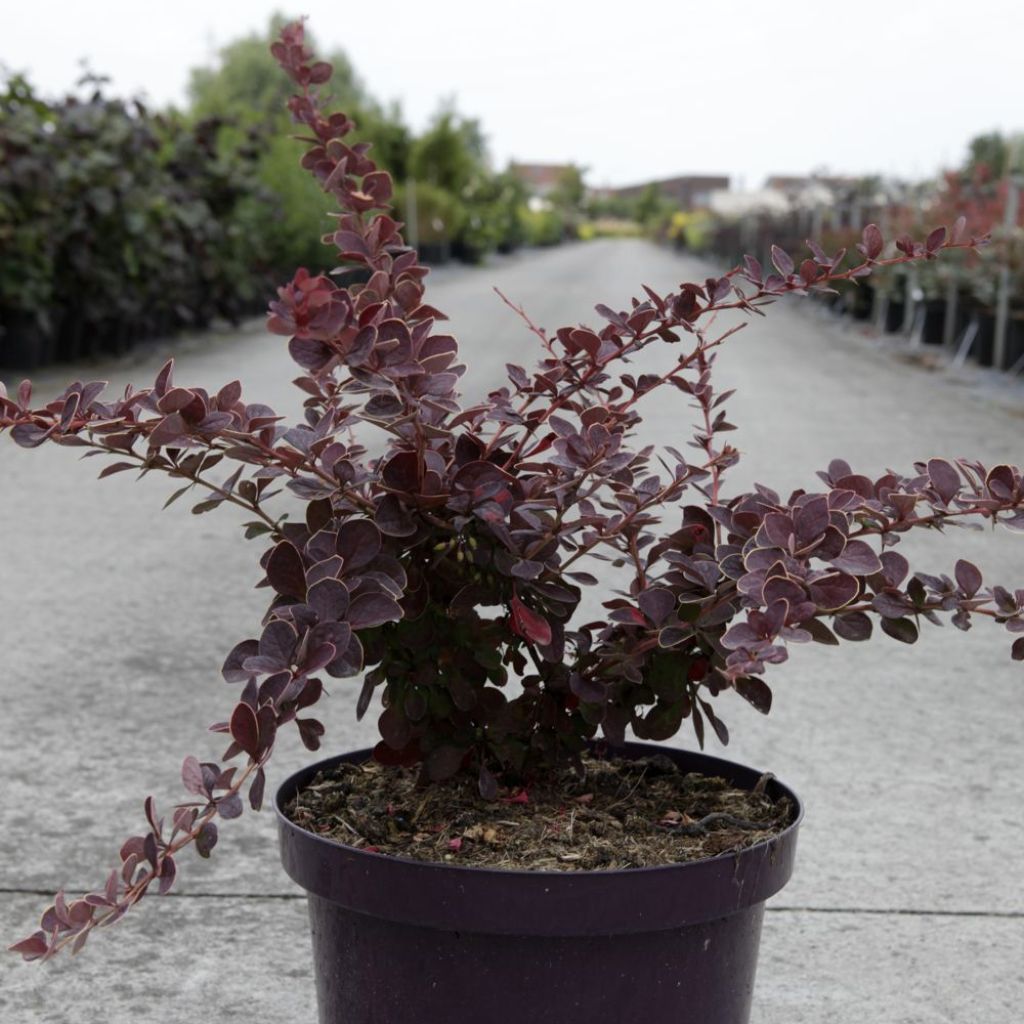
[2,239,1022,1022]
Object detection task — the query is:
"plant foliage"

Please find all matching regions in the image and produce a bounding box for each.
[0,75,266,367]
[5,22,1020,961]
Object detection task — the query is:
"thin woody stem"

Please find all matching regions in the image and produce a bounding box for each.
[38,759,260,960]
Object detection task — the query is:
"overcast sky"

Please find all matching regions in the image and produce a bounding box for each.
[3,0,1022,188]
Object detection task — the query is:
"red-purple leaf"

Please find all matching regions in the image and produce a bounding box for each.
[249,768,267,811]
[289,337,333,371]
[229,703,260,758]
[873,591,910,619]
[880,616,919,644]
[375,495,416,537]
[337,520,383,569]
[266,541,307,599]
[743,255,763,282]
[808,572,859,610]
[142,832,159,870]
[297,717,325,751]
[638,587,676,626]
[171,807,196,837]
[181,755,206,798]
[770,245,794,277]
[9,932,49,960]
[860,223,884,260]
[829,540,882,576]
[510,595,553,646]
[658,625,693,648]
[986,465,1016,500]
[97,461,136,479]
[11,422,54,448]
[148,413,188,448]
[927,458,961,503]
[195,822,218,859]
[348,593,402,630]
[799,259,819,285]
[217,793,243,819]
[217,380,243,409]
[258,620,297,666]
[158,856,177,895]
[222,639,259,683]
[308,579,350,621]
[511,559,545,580]
[833,611,873,641]
[955,559,982,598]
[158,387,196,414]
[308,60,333,84]
[879,551,910,588]
[700,699,729,744]
[153,359,174,396]
[691,705,705,748]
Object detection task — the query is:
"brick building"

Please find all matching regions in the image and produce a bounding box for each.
[613,175,730,210]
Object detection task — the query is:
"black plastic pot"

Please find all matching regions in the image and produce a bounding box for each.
[840,282,874,321]
[1006,314,1024,371]
[417,242,450,266]
[56,308,88,363]
[451,239,487,265]
[0,311,54,370]
[920,299,947,345]
[974,309,996,367]
[277,742,802,1024]
[883,298,906,333]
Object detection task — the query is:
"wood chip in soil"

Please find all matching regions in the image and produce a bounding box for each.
[284,753,794,871]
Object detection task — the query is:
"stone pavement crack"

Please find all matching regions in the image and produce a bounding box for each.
[768,905,1024,919]
[2,888,1022,918]
[0,887,303,901]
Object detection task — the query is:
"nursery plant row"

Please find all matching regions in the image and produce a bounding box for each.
[0,75,270,371]
[659,146,1024,374]
[0,20,583,372]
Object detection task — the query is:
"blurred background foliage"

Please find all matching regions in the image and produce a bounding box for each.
[1,15,1021,371]
[0,71,266,368]
[0,16,592,367]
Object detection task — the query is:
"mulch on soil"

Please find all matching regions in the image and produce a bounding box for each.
[284,752,794,871]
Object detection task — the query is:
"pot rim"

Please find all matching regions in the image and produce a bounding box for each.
[274,741,803,936]
[275,742,803,881]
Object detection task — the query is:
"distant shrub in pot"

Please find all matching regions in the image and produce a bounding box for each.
[4,20,1018,1022]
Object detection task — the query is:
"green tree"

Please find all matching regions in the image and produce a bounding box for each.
[965,131,1024,179]
[408,103,520,260]
[187,15,410,273]
[550,164,586,213]
[634,183,667,225]
[189,15,365,130]
[409,103,486,194]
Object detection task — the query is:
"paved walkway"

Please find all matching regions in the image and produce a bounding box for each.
[2,239,1022,1022]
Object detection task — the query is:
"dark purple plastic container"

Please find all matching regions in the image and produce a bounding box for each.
[276,742,802,1024]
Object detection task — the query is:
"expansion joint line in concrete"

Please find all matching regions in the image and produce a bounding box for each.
[2,888,1023,920]
[768,905,1024,920]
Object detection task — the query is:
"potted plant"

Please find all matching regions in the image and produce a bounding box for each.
[5,23,1022,1023]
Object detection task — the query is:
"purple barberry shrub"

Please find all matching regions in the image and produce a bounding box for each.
[4,22,1018,960]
